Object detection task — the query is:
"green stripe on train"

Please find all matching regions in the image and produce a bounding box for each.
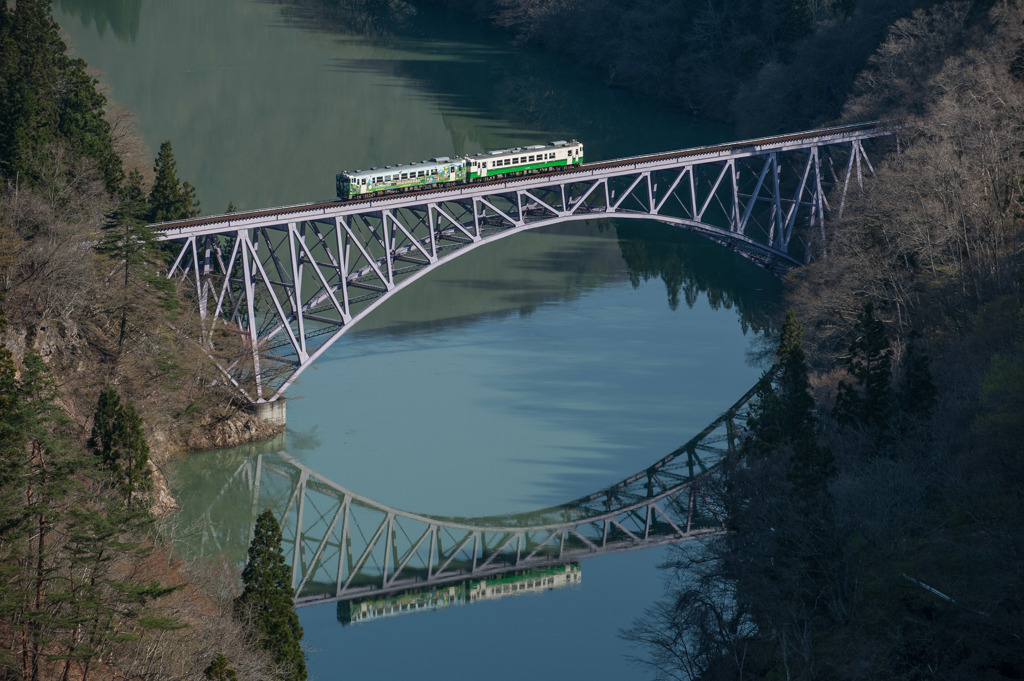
[467,158,572,180]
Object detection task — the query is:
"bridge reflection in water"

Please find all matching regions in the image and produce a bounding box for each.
[187,379,762,612]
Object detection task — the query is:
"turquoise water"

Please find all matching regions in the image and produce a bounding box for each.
[54,1,781,677]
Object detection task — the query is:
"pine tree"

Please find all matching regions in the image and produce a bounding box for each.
[87,384,152,507]
[98,169,159,356]
[0,313,174,681]
[897,332,937,420]
[235,510,306,681]
[836,301,893,432]
[204,654,239,681]
[726,308,838,678]
[745,310,834,499]
[96,165,185,367]
[0,0,121,191]
[0,296,25,539]
[148,141,200,222]
[0,350,86,681]
[781,0,814,44]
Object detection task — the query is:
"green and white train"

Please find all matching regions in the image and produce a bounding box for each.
[336,140,584,200]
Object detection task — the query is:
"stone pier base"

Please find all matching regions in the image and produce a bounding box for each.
[251,398,286,427]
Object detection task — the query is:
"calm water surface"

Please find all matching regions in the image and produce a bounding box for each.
[55,1,781,678]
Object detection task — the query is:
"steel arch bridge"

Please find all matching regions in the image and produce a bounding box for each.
[195,377,760,606]
[157,121,890,403]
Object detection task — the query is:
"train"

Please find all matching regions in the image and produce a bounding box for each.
[336,140,584,200]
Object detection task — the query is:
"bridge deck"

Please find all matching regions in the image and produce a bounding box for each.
[154,121,885,238]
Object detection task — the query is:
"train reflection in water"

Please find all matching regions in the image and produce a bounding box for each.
[338,563,582,626]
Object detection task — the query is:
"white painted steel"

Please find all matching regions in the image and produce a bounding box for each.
[160,123,892,403]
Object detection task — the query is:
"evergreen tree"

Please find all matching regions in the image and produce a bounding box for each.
[87,384,152,507]
[97,169,153,356]
[235,510,306,681]
[0,307,176,680]
[97,167,182,361]
[722,309,838,678]
[836,301,893,432]
[975,345,1024,462]
[148,141,201,222]
[0,350,90,681]
[0,0,122,191]
[780,0,814,44]
[777,309,833,498]
[204,653,239,681]
[776,307,816,442]
[897,332,937,421]
[745,310,832,494]
[0,296,25,539]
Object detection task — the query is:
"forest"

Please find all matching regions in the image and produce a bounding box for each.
[383,0,1023,677]
[2,0,1022,679]
[0,1,297,679]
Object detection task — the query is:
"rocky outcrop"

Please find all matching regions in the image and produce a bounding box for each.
[147,410,284,516]
[3,317,284,517]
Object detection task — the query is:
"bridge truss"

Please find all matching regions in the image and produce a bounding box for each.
[158,122,890,402]
[193,378,760,606]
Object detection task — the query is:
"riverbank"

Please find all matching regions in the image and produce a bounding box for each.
[1,314,283,516]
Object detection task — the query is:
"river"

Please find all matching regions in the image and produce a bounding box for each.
[54,1,781,678]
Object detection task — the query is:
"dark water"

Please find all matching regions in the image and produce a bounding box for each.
[54,1,781,678]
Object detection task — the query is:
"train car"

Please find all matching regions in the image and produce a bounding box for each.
[463,140,583,180]
[336,140,584,200]
[337,157,466,199]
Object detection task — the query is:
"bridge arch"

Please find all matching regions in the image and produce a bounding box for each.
[158,122,890,403]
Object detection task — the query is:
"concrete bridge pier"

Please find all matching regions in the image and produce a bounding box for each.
[252,399,287,427]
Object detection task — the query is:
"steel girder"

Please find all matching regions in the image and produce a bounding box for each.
[160,123,889,403]
[191,378,761,607]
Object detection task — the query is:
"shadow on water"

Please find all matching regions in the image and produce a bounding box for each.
[343,221,625,340]
[54,0,140,43]
[343,220,780,348]
[617,221,783,335]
